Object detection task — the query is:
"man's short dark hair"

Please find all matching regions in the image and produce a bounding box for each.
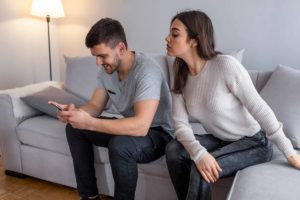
[85,18,128,48]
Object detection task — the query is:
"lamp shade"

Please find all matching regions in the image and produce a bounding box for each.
[31,0,65,18]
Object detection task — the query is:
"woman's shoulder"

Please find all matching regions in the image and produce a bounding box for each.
[209,54,247,76]
[211,54,240,65]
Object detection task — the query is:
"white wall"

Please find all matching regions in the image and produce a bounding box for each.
[58,0,300,73]
[0,0,61,89]
[1,0,300,89]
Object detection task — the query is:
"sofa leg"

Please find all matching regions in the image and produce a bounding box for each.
[5,170,27,179]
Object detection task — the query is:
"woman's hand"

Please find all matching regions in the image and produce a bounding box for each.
[287,153,300,169]
[196,153,222,183]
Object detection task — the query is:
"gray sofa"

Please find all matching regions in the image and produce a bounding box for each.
[0,54,300,200]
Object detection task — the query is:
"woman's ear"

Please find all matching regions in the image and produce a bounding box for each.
[190,38,198,48]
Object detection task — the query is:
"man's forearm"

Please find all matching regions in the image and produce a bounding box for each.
[80,103,102,117]
[89,117,149,136]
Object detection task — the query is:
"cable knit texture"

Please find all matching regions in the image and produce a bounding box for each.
[172,55,296,163]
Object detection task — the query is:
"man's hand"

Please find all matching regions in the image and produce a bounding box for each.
[66,109,93,130]
[196,153,222,183]
[48,101,75,123]
[287,153,300,169]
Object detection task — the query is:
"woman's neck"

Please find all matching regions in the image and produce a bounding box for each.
[183,52,206,76]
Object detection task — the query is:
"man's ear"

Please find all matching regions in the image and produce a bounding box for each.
[118,42,127,55]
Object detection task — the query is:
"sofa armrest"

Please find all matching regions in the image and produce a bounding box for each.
[0,94,23,173]
[0,81,62,122]
[0,81,62,173]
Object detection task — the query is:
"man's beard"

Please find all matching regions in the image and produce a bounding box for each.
[109,55,121,74]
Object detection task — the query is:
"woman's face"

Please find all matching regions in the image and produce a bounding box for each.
[165,19,194,58]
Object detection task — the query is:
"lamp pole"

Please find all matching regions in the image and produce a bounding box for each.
[31,0,64,81]
[46,15,52,81]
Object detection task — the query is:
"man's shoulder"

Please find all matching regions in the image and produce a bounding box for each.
[136,52,159,65]
[135,52,162,74]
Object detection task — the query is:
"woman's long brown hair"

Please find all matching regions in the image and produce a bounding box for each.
[172,10,219,94]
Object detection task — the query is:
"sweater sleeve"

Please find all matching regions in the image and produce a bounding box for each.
[224,57,296,158]
[172,93,208,163]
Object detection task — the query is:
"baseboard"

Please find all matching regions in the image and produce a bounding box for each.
[5,170,27,179]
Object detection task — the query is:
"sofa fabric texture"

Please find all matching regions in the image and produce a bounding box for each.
[228,147,300,200]
[0,54,299,200]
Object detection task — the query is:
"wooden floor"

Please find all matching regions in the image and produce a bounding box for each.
[0,156,113,200]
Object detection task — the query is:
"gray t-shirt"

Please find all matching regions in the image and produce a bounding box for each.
[97,52,173,136]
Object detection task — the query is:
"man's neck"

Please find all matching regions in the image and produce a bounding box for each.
[118,51,135,81]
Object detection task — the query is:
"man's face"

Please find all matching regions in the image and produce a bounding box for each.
[90,43,121,74]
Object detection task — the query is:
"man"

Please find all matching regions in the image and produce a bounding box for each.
[51,18,173,200]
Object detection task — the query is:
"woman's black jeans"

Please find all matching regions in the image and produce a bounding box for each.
[165,131,273,200]
[66,123,171,200]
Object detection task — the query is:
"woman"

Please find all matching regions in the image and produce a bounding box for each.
[165,10,300,200]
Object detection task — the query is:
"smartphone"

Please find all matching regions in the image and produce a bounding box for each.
[50,103,63,111]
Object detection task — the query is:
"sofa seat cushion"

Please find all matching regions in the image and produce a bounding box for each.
[16,115,206,166]
[17,115,111,164]
[228,148,300,200]
[17,115,71,156]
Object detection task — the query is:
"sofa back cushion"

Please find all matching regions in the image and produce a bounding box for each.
[64,56,98,101]
[64,54,170,115]
[248,70,273,92]
[260,65,300,149]
[64,54,170,100]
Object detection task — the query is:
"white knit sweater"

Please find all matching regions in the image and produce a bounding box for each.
[172,55,296,164]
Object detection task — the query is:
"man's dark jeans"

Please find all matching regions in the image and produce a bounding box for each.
[66,123,171,200]
[165,131,273,200]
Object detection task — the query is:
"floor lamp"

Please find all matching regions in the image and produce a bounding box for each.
[31,0,65,81]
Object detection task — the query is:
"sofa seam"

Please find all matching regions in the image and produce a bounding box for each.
[226,170,240,200]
